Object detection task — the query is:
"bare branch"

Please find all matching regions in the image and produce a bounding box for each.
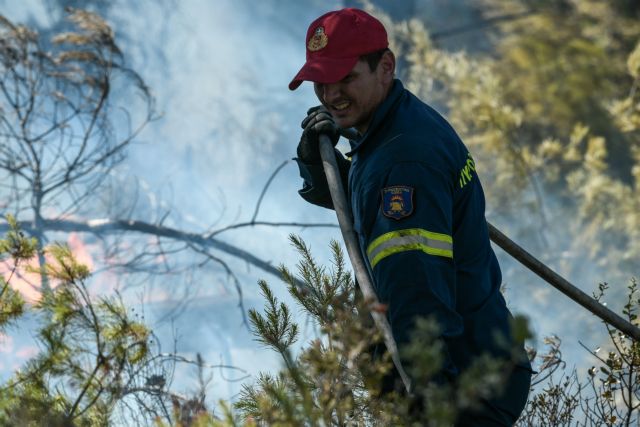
[1,218,308,288]
[207,220,338,239]
[251,159,289,222]
[186,242,249,328]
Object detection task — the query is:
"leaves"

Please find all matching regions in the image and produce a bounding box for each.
[627,41,640,79]
[35,243,91,283]
[238,238,535,426]
[0,219,160,425]
[248,280,298,356]
[393,0,640,282]
[0,215,38,261]
[0,283,24,329]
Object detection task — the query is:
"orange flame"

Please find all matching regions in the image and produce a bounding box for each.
[1,232,95,302]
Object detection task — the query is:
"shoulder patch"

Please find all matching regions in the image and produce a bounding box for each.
[381,186,414,220]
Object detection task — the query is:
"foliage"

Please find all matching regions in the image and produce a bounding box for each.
[382,0,640,283]
[232,237,530,426]
[0,8,311,425]
[218,238,637,427]
[0,218,203,426]
[1,3,639,426]
[582,280,640,425]
[236,236,396,426]
[0,4,303,326]
[129,2,640,424]
[0,215,35,329]
[514,279,640,426]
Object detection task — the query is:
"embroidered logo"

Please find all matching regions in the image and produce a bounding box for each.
[307,26,328,51]
[381,186,414,220]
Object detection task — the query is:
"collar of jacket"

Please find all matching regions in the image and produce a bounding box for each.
[345,78,406,157]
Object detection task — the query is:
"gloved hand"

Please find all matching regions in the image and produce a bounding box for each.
[297,105,340,164]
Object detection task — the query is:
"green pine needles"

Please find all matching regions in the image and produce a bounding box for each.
[0,217,153,426]
[235,236,640,426]
[1,223,639,426]
[236,236,528,426]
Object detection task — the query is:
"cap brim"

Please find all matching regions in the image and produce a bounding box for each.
[288,56,359,91]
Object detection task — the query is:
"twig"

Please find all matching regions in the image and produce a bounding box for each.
[207,221,338,238]
[186,242,249,328]
[251,160,289,222]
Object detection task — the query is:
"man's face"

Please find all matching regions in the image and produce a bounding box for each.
[314,55,392,134]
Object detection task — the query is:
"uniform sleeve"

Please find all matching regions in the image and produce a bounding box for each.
[362,161,463,376]
[295,149,350,210]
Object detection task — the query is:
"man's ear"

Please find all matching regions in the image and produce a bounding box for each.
[379,50,396,83]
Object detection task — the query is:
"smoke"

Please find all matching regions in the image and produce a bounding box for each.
[2,0,627,413]
[0,0,347,406]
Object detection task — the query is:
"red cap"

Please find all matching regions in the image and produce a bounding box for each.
[288,8,388,91]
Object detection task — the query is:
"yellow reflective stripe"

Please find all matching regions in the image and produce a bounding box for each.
[367,228,452,254]
[366,228,453,269]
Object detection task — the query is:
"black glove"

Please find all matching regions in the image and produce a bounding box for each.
[297,105,340,164]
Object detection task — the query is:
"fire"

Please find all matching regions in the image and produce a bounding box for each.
[0,232,95,303]
[1,256,50,303]
[67,232,95,271]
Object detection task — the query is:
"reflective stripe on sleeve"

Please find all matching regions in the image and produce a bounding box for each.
[366,228,453,269]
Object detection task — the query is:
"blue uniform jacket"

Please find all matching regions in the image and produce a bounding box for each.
[297,79,530,379]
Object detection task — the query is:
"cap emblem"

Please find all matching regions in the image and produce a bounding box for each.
[307,26,328,52]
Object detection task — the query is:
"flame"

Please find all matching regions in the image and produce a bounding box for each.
[67,232,95,271]
[1,232,96,303]
[1,257,51,303]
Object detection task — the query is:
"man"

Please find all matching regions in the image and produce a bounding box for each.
[289,8,531,426]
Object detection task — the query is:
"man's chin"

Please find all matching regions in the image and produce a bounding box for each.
[335,117,356,130]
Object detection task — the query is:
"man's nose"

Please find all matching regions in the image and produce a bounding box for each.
[322,83,341,103]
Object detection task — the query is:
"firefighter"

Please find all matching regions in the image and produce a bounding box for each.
[289,7,532,426]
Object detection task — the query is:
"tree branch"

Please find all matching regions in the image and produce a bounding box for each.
[251,160,289,222]
[1,218,310,289]
[206,221,338,239]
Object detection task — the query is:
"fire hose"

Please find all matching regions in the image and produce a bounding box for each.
[318,133,640,393]
[318,134,412,393]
